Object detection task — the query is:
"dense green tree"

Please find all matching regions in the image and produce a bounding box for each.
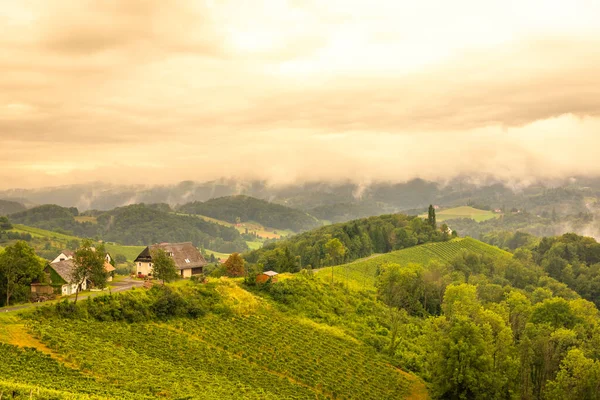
[428,284,518,399]
[377,263,425,316]
[427,205,436,229]
[0,241,44,306]
[0,216,12,230]
[150,248,179,284]
[73,240,107,303]
[324,238,346,265]
[546,348,600,400]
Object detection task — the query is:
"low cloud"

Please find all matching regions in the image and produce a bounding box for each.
[0,1,599,189]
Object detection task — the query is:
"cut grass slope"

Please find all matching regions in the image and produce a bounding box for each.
[420,206,499,222]
[316,238,511,289]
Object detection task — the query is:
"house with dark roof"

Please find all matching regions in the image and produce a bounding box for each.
[31,249,116,296]
[49,249,116,282]
[134,242,208,278]
[33,259,88,296]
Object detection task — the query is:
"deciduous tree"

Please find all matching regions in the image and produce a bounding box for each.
[224,253,245,277]
[0,241,44,306]
[73,240,107,303]
[151,248,179,284]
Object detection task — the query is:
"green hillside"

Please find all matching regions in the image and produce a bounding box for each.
[0,281,419,399]
[11,224,144,262]
[0,199,26,216]
[316,238,511,288]
[420,206,499,222]
[9,204,247,253]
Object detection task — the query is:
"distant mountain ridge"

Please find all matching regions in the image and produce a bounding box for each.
[2,176,599,223]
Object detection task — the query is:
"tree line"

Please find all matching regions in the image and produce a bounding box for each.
[244,210,453,273]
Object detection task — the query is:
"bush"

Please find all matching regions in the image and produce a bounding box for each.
[115,263,134,276]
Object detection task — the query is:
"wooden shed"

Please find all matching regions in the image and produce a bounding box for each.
[256,270,279,284]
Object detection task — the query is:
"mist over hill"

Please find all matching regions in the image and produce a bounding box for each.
[2,176,600,221]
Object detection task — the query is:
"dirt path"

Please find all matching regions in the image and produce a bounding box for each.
[395,366,429,400]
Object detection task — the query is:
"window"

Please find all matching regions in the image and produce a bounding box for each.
[185,258,190,263]
[138,262,141,267]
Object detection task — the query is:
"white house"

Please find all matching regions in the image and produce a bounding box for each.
[51,249,114,282]
[51,249,75,264]
[134,242,207,278]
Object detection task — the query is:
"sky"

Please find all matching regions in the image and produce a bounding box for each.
[1,0,599,189]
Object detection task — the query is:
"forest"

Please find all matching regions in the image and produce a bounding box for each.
[177,195,321,232]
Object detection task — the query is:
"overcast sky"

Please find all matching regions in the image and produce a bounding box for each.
[1,0,599,189]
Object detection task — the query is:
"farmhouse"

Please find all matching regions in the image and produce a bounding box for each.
[30,259,88,296]
[256,270,278,284]
[134,242,207,278]
[49,249,115,282]
[31,249,115,296]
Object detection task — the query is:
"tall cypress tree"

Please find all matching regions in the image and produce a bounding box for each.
[428,205,437,229]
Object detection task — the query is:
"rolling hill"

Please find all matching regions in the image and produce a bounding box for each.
[316,237,512,288]
[9,204,247,253]
[0,199,26,216]
[0,281,422,399]
[178,195,321,232]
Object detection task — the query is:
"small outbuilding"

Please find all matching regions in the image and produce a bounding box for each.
[256,270,279,284]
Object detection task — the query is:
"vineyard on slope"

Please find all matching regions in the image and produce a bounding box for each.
[317,238,511,288]
[27,310,412,399]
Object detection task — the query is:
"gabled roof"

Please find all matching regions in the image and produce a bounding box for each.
[104,261,115,273]
[135,242,207,270]
[263,270,278,277]
[49,259,76,283]
[60,249,75,258]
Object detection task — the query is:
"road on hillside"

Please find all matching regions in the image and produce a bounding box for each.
[1,277,145,313]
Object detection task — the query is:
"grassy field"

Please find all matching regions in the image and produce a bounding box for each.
[104,243,145,262]
[246,240,263,250]
[316,238,511,289]
[73,216,97,224]
[180,213,295,240]
[204,248,230,261]
[0,280,420,399]
[420,206,500,222]
[12,224,144,262]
